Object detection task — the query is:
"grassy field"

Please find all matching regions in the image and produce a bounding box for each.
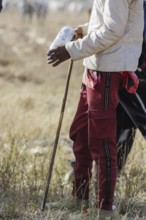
[0,8,146,220]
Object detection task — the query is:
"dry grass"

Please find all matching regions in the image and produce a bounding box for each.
[0,8,146,220]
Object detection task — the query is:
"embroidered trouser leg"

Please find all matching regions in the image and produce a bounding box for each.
[70,72,122,210]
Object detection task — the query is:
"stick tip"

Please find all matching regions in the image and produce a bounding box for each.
[41,204,45,212]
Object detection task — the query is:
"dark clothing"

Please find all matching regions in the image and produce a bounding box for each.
[0,0,2,12]
[117,70,146,171]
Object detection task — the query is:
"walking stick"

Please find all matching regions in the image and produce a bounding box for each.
[41,60,74,211]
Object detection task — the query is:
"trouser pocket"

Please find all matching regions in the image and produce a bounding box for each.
[88,109,116,139]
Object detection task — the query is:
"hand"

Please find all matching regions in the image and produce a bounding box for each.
[0,0,3,12]
[47,45,71,67]
[73,27,83,40]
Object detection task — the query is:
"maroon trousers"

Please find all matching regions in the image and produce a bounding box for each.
[70,71,123,210]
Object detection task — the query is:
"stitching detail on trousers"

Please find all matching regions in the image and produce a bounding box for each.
[104,139,111,203]
[104,72,111,110]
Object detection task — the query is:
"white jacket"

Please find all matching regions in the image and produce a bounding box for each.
[65,0,144,72]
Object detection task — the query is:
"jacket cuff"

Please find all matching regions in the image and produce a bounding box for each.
[65,41,78,60]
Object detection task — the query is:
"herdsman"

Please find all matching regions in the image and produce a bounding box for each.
[48,0,144,219]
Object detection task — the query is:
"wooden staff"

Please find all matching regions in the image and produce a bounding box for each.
[41,60,73,211]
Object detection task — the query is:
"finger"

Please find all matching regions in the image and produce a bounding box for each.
[47,57,54,63]
[47,55,53,61]
[48,57,60,64]
[52,60,62,67]
[47,54,59,62]
[47,57,57,64]
[47,53,56,59]
[47,49,56,56]
[52,56,69,66]
[50,53,57,60]
[48,60,55,64]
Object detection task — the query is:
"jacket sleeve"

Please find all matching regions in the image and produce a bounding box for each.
[65,0,130,60]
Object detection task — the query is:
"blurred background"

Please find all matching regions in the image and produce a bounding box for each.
[0,1,94,218]
[0,0,93,143]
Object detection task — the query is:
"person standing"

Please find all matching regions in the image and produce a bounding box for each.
[48,0,144,219]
